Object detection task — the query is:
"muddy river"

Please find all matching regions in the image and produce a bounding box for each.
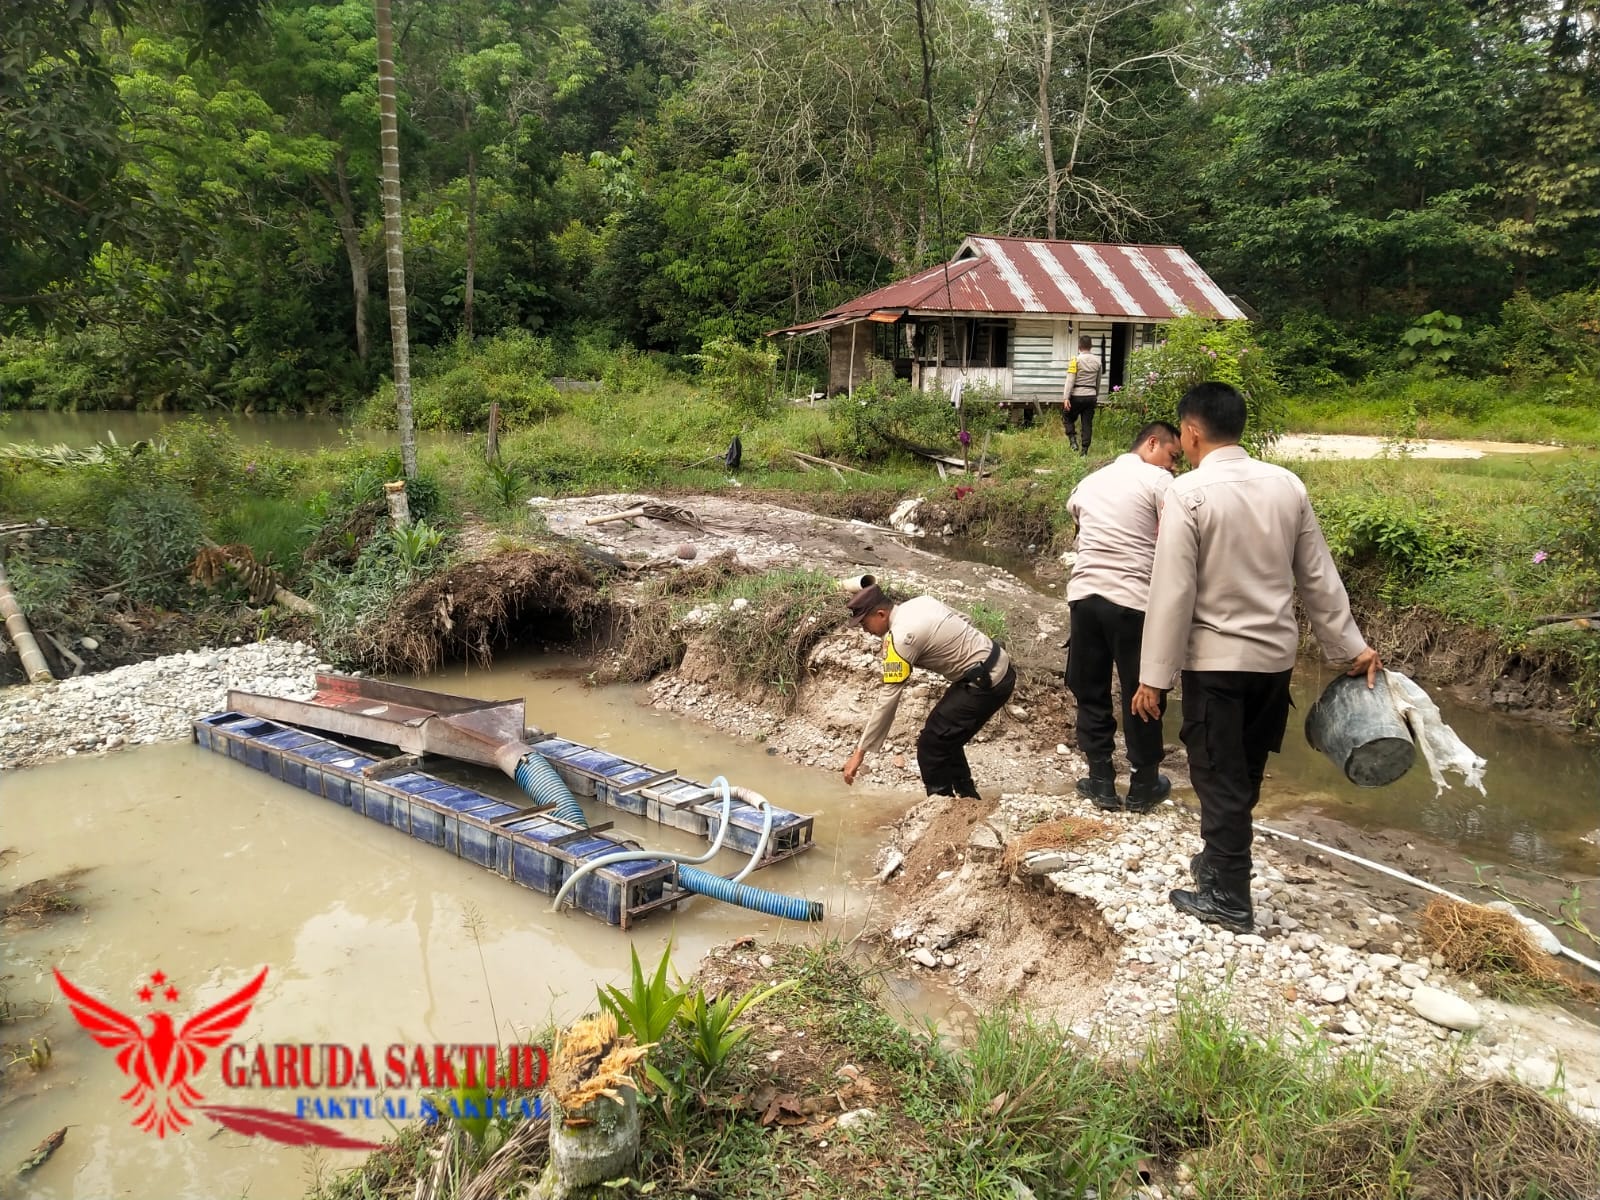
[0,661,914,1200]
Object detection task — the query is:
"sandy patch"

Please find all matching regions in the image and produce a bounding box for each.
[1272,434,1562,461]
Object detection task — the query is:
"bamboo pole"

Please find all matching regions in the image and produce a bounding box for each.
[0,558,55,683]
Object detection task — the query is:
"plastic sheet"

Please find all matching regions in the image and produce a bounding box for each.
[1385,670,1488,797]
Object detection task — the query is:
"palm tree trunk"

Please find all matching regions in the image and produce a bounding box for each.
[375,0,417,480]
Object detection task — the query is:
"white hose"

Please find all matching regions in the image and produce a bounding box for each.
[1253,820,1600,977]
[549,776,750,913]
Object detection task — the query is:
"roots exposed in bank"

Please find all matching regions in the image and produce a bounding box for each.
[361,550,610,674]
[1002,816,1115,874]
[610,562,844,707]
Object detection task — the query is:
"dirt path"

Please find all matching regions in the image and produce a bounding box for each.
[1273,433,1564,460]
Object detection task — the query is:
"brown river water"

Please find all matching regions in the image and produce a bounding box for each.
[0,660,915,1200]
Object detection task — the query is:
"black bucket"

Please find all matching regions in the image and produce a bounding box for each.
[1304,673,1415,788]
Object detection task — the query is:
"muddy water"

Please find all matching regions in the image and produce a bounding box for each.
[1259,665,1600,878]
[0,410,388,452]
[0,662,910,1200]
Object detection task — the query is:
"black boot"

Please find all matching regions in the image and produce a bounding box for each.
[1124,767,1171,813]
[1189,851,1217,891]
[1075,758,1119,810]
[1170,878,1254,933]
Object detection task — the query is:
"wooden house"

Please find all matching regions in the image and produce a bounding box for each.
[769,236,1246,401]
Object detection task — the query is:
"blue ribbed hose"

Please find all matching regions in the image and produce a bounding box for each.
[514,752,588,827]
[678,866,823,922]
[514,754,823,923]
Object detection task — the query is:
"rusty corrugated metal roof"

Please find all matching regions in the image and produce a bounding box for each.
[769,236,1243,335]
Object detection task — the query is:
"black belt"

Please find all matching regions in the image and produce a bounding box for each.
[957,641,1003,689]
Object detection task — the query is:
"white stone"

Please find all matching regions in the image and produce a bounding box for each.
[836,1108,876,1129]
[1408,985,1482,1032]
[758,954,776,969]
[80,636,100,650]
[1319,984,1348,1005]
[1022,851,1072,876]
[909,947,939,968]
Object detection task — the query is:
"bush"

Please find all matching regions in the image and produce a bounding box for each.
[1120,316,1285,452]
[1261,310,1391,390]
[101,487,205,606]
[1481,288,1600,380]
[827,380,1005,463]
[1553,460,1600,581]
[357,331,563,431]
[1318,492,1478,584]
[691,337,779,420]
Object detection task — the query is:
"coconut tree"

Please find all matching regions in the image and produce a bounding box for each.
[374,0,417,479]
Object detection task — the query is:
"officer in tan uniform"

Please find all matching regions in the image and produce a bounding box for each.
[1131,383,1381,932]
[841,580,1015,800]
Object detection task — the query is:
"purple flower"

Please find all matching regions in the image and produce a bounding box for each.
[245,462,257,474]
[1112,384,1122,392]
[957,429,971,446]
[1532,550,1549,564]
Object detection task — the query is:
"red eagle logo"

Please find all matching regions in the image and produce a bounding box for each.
[55,967,267,1138]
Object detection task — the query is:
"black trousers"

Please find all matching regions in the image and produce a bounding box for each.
[1066,595,1166,769]
[1061,397,1097,447]
[918,663,1017,798]
[1179,668,1294,891]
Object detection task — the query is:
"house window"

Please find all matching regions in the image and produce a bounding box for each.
[916,319,1009,368]
[1052,322,1072,364]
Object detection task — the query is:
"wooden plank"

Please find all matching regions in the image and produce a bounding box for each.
[618,769,679,796]
[491,802,559,827]
[362,754,424,780]
[550,822,614,847]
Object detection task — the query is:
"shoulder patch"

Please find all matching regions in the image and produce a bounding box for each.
[882,632,911,684]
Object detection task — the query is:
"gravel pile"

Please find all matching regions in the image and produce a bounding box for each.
[885,788,1600,1123]
[0,639,323,769]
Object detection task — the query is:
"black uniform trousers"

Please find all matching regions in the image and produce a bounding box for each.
[918,664,1017,798]
[1061,396,1098,448]
[1066,595,1166,768]
[1179,668,1294,891]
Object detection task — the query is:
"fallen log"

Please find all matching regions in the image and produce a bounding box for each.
[0,558,54,683]
[788,450,874,476]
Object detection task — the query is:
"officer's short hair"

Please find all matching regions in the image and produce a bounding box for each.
[1177,382,1247,443]
[1130,421,1179,451]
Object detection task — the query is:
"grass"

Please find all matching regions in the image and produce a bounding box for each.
[1285,374,1600,448]
[310,940,1600,1200]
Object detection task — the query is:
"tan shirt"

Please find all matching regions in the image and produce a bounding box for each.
[1068,351,1102,398]
[1139,446,1367,688]
[856,596,1009,754]
[1067,452,1171,610]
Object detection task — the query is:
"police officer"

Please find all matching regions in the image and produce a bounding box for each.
[1131,383,1381,932]
[841,580,1015,800]
[1066,421,1182,812]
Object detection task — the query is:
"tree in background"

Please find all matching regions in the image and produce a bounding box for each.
[374,0,416,479]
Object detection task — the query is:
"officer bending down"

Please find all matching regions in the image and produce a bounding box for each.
[840,579,1016,800]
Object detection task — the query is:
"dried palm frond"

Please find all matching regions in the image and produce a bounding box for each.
[548,1012,652,1122]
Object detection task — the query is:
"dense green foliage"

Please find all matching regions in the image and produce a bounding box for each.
[2,0,1597,413]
